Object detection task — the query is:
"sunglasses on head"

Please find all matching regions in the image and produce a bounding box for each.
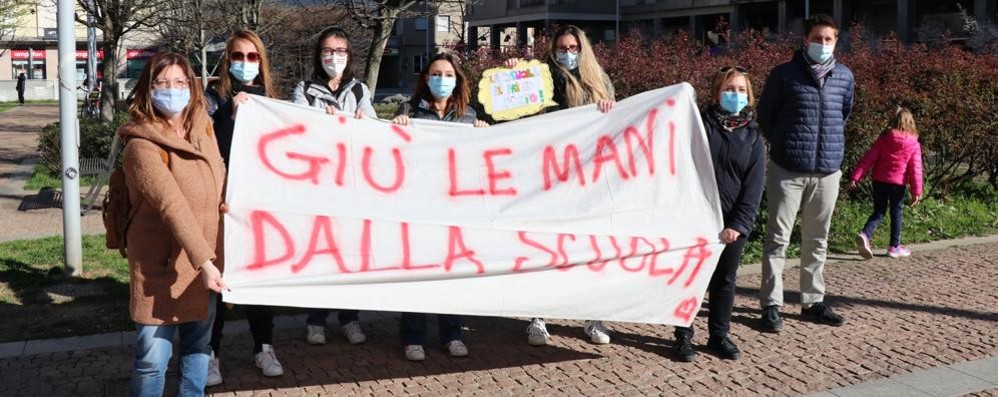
[719,66,748,74]
[230,51,260,62]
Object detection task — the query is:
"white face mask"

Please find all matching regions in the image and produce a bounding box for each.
[322,53,348,78]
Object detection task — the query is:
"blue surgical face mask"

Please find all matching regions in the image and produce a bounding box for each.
[806,41,835,63]
[151,88,190,117]
[556,51,578,70]
[428,76,457,99]
[720,91,749,114]
[229,61,259,83]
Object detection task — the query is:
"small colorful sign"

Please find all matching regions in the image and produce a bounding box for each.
[478,60,557,121]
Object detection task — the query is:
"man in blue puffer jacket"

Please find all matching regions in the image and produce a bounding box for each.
[755,14,854,333]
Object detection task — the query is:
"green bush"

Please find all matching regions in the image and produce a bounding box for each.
[37,112,130,176]
[374,102,400,120]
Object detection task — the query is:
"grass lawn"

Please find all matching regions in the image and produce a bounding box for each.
[0,103,17,113]
[24,163,95,191]
[0,234,131,342]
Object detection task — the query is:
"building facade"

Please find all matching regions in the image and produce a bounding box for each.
[0,1,159,101]
[381,2,468,90]
[466,0,997,49]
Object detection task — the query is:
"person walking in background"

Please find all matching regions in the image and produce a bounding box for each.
[204,29,284,386]
[118,52,227,397]
[756,14,854,333]
[673,65,765,363]
[849,107,924,259]
[292,26,375,347]
[503,24,617,346]
[16,72,26,106]
[392,53,487,361]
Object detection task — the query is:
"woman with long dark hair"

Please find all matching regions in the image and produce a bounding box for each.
[392,52,487,361]
[292,26,374,347]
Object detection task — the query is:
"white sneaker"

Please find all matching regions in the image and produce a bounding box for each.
[206,351,222,387]
[404,345,425,361]
[446,340,469,357]
[306,325,326,345]
[584,320,611,344]
[342,321,367,344]
[254,344,284,377]
[526,318,550,346]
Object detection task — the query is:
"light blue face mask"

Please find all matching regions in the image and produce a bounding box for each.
[720,91,749,114]
[428,76,457,99]
[151,88,190,117]
[807,42,835,63]
[229,61,259,83]
[556,51,578,70]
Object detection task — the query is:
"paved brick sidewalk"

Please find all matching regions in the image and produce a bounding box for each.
[2,241,997,396]
[0,104,105,243]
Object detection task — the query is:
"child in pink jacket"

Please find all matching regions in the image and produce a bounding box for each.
[849,107,923,259]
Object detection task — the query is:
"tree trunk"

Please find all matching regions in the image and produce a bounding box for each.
[99,38,119,123]
[200,29,209,89]
[364,10,398,95]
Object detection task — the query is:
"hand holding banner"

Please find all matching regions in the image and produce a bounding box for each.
[223,83,723,326]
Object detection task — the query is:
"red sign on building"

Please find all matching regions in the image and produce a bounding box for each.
[126,49,158,59]
[75,50,105,60]
[11,49,46,60]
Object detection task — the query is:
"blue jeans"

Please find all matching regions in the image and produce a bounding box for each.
[306,308,359,327]
[862,181,906,248]
[129,293,216,397]
[399,312,462,346]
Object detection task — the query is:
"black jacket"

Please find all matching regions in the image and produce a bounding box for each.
[702,109,766,236]
[205,80,265,167]
[396,99,478,125]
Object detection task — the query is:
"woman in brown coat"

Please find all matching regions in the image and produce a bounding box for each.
[121,51,227,397]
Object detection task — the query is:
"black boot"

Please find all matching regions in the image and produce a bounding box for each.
[672,333,696,362]
[707,335,741,360]
[760,305,783,333]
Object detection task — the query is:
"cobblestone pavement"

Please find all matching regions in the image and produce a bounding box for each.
[1,241,996,396]
[0,104,105,243]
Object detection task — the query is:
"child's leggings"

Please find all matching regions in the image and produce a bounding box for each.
[862,181,907,248]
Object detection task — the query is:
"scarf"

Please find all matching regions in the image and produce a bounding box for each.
[710,105,753,132]
[803,49,836,87]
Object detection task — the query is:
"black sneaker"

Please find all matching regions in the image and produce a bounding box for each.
[801,303,847,326]
[760,305,783,333]
[673,334,696,362]
[707,336,741,360]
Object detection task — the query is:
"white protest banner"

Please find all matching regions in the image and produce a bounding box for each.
[223,83,724,326]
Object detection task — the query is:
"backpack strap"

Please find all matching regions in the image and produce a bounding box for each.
[351,82,365,106]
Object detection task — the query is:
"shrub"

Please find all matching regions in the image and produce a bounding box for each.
[38,112,130,176]
[456,25,998,196]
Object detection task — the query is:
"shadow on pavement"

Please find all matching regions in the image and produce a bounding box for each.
[734,286,998,323]
[175,315,604,393]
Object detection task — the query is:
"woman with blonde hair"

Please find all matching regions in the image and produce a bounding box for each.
[204,29,284,386]
[505,24,617,346]
[672,66,765,363]
[120,51,227,396]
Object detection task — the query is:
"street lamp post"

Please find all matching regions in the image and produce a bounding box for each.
[57,0,83,276]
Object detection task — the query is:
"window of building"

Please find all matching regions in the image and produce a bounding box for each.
[412,54,425,74]
[436,15,450,32]
[415,17,428,31]
[10,49,47,79]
